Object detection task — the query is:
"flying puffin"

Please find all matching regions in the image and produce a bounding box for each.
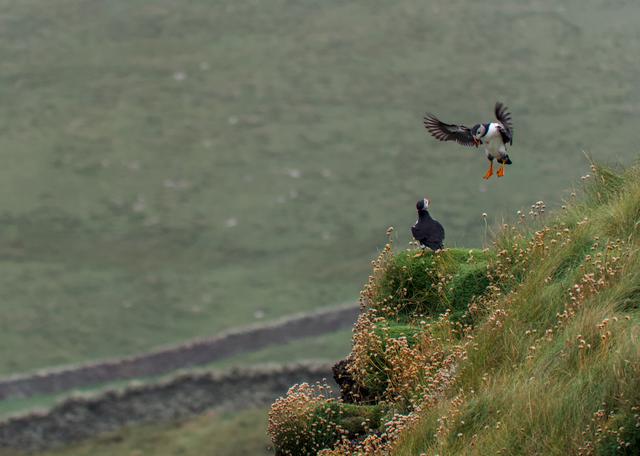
[424,102,514,179]
[411,198,445,252]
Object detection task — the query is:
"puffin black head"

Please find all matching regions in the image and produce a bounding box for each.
[416,198,430,212]
[471,124,485,147]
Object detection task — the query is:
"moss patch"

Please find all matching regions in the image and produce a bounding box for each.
[374,248,490,320]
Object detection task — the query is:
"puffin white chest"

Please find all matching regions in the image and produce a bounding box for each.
[483,123,501,144]
[482,123,506,158]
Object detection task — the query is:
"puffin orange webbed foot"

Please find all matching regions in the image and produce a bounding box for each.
[483,162,494,180]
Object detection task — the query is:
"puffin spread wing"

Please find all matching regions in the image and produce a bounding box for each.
[494,102,513,145]
[424,114,476,147]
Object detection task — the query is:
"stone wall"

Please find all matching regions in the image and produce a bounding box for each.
[0,304,358,400]
[0,363,334,452]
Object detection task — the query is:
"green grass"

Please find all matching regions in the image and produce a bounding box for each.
[0,329,351,455]
[375,248,490,320]
[389,164,640,454]
[268,162,640,454]
[1,0,640,377]
[206,328,352,371]
[0,407,273,456]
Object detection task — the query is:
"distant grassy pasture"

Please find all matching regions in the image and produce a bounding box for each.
[0,329,352,419]
[0,0,639,374]
[0,408,273,456]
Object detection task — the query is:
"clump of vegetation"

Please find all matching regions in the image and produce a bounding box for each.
[362,240,491,321]
[268,382,382,455]
[348,310,462,405]
[269,161,640,455]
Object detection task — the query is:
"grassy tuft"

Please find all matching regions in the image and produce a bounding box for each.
[371,248,490,320]
[268,382,382,455]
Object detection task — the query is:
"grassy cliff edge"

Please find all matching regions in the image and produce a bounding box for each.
[269,162,640,455]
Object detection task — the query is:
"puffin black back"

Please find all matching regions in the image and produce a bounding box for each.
[411,198,445,251]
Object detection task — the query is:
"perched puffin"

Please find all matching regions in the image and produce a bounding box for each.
[424,102,514,179]
[411,198,445,251]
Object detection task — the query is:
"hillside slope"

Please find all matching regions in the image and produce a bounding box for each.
[269,162,640,455]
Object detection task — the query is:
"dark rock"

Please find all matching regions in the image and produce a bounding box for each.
[332,358,376,404]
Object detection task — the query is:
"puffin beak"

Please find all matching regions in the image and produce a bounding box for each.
[473,138,480,147]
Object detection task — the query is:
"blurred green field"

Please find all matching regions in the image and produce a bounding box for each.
[0,329,352,455]
[1,407,272,456]
[1,0,639,376]
[0,329,352,419]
